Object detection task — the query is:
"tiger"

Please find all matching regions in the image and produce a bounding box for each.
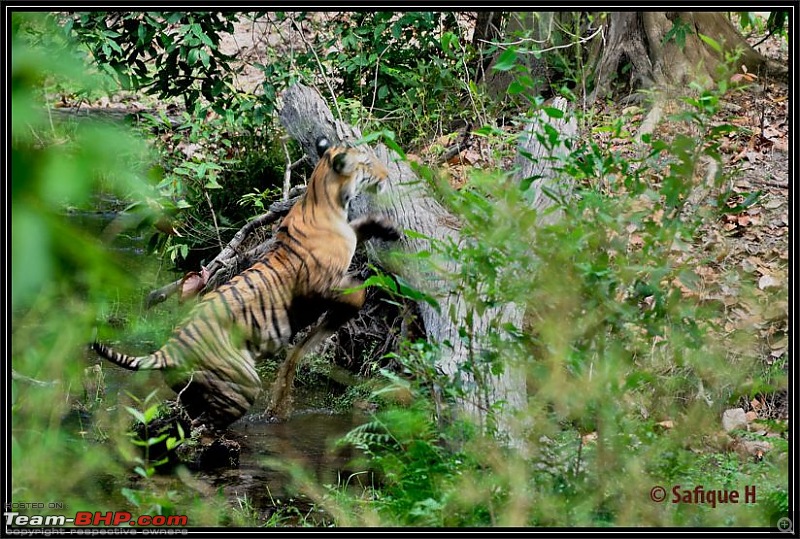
[92,136,400,429]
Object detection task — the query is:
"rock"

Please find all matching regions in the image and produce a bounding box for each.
[732,439,772,460]
[722,408,748,432]
[745,411,759,422]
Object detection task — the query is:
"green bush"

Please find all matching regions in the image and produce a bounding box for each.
[324,74,786,527]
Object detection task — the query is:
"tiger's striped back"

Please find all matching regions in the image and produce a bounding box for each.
[92,137,395,428]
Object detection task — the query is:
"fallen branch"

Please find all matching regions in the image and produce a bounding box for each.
[144,186,306,308]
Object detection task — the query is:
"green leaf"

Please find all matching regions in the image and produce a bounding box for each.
[698,33,723,54]
[520,175,542,192]
[383,137,406,160]
[133,466,152,479]
[440,31,456,57]
[142,405,161,424]
[402,229,434,241]
[508,80,527,95]
[395,276,440,312]
[124,406,146,424]
[199,50,210,68]
[720,190,763,214]
[11,205,52,311]
[146,434,169,446]
[473,125,505,137]
[493,47,518,72]
[363,274,398,293]
[542,106,565,119]
[120,488,143,507]
[166,436,182,451]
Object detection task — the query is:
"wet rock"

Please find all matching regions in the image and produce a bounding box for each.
[177,434,241,470]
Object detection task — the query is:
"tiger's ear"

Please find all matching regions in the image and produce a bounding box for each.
[332,152,349,175]
[316,136,331,158]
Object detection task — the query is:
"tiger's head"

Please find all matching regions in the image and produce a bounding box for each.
[311,136,389,212]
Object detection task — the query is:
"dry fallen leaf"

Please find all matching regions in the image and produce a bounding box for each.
[763,198,785,210]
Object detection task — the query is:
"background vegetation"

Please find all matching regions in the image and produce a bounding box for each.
[10,11,789,528]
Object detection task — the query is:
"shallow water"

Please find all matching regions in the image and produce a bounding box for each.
[201,406,368,518]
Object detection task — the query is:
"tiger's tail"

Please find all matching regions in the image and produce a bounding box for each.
[91,342,171,371]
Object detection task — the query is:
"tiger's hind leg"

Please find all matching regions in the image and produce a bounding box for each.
[265,278,367,421]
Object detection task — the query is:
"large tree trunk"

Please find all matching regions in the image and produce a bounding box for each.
[278,83,576,444]
[591,12,787,103]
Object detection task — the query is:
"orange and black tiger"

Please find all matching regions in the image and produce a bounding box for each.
[92,137,399,428]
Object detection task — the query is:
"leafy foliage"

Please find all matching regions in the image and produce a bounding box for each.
[67,12,241,113]
[64,12,290,268]
[271,12,479,145]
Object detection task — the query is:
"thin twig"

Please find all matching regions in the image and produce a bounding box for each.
[291,17,342,120]
[204,190,224,251]
[480,25,603,53]
[370,46,389,116]
[750,177,789,189]
[144,191,307,308]
[435,130,473,165]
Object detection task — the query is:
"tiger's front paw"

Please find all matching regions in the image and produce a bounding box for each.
[374,220,402,242]
[352,215,402,243]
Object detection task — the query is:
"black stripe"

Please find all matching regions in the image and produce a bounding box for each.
[290,224,308,238]
[282,238,322,273]
[193,314,231,362]
[226,283,247,314]
[272,245,301,274]
[215,291,235,321]
[93,342,139,370]
[243,272,265,340]
[181,322,203,349]
[283,230,308,247]
[270,297,287,343]
[226,281,250,335]
[259,264,291,306]
[254,270,284,343]
[322,183,338,210]
[174,333,197,354]
[280,243,315,273]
